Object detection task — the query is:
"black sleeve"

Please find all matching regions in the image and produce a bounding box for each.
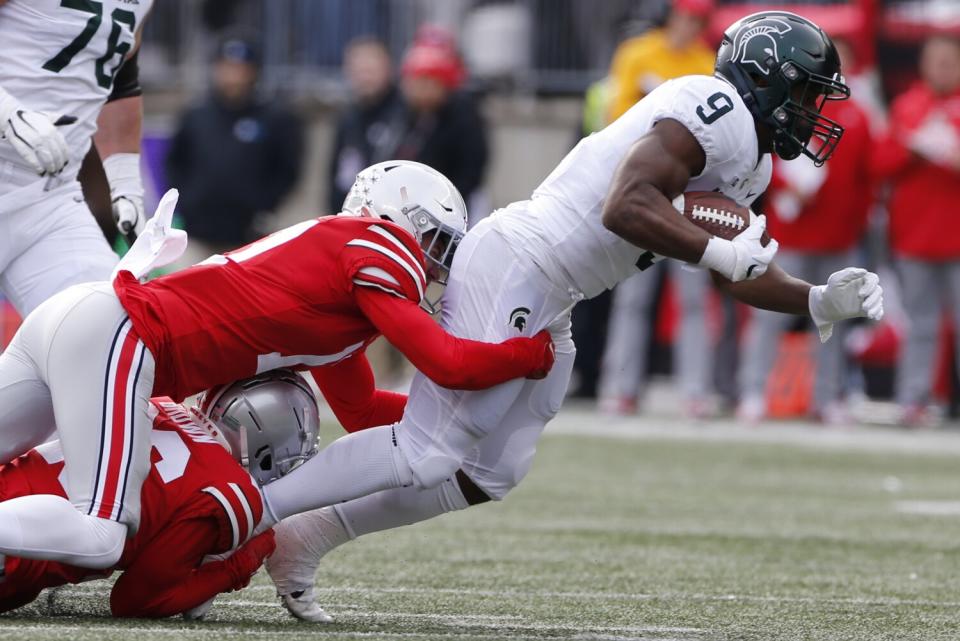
[108,51,142,103]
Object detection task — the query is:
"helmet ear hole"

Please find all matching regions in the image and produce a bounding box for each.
[258,452,273,473]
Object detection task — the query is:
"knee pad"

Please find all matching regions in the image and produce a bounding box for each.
[408,453,461,490]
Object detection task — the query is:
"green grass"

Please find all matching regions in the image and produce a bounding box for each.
[5,411,960,640]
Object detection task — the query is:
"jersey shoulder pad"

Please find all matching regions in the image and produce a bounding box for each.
[649,75,757,171]
[341,220,427,303]
[201,478,264,552]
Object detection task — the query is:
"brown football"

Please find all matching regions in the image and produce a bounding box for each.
[678,191,770,246]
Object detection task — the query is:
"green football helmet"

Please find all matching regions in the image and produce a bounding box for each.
[715,11,851,166]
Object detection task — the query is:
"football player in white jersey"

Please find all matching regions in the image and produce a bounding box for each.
[258,11,886,621]
[0,0,152,316]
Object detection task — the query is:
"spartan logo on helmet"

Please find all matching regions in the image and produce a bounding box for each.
[731,18,792,76]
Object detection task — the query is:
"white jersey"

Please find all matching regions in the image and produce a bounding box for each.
[488,74,773,299]
[0,0,153,187]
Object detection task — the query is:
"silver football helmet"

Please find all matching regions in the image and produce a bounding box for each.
[341,160,468,313]
[194,369,321,485]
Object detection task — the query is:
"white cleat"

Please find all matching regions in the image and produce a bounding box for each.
[280,587,334,623]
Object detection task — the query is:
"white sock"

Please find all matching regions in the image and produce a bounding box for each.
[262,424,414,525]
[338,476,469,538]
[266,478,469,595]
[0,495,127,569]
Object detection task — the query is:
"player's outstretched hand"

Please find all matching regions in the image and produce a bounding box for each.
[808,267,883,343]
[524,329,556,380]
[699,214,779,282]
[0,109,71,176]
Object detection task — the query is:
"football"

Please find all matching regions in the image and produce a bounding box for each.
[676,191,770,245]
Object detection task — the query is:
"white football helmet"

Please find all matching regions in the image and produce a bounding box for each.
[342,160,468,312]
[193,369,321,486]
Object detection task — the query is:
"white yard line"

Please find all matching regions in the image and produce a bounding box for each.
[0,623,693,641]
[233,584,960,608]
[546,402,960,456]
[55,581,960,610]
[894,500,960,516]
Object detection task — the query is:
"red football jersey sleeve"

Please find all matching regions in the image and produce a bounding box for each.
[114,216,421,401]
[340,221,427,303]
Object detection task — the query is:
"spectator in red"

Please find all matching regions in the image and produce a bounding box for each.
[738,37,875,424]
[394,25,489,225]
[873,34,960,426]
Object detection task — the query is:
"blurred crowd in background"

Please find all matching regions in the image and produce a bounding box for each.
[4,0,960,429]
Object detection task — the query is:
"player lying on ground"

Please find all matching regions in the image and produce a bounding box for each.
[256,11,886,621]
[0,161,555,577]
[0,369,321,619]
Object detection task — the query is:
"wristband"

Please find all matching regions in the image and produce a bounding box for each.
[102,152,143,201]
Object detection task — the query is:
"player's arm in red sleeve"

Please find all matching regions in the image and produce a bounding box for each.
[355,287,554,391]
[110,516,275,618]
[309,354,408,432]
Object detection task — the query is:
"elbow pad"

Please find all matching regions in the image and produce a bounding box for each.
[108,51,142,102]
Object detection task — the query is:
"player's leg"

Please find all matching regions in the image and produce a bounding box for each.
[0,183,117,317]
[0,284,155,568]
[672,264,712,412]
[737,251,806,420]
[261,219,576,522]
[460,347,576,500]
[895,259,941,411]
[266,337,576,620]
[266,477,472,620]
[809,251,855,418]
[944,260,960,403]
[597,266,661,411]
[0,317,58,463]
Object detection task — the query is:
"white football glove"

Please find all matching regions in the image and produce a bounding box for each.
[698,214,779,282]
[809,267,884,343]
[102,153,146,237]
[0,86,72,176]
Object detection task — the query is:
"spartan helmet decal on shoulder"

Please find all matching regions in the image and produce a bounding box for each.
[193,369,321,486]
[342,160,468,312]
[715,11,850,166]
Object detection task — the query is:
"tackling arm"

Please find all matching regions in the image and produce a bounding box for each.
[310,354,408,432]
[356,288,555,390]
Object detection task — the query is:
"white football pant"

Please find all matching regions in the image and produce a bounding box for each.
[0,171,117,317]
[396,216,577,500]
[0,282,155,530]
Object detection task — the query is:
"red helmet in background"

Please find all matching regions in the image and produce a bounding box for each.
[401,24,465,90]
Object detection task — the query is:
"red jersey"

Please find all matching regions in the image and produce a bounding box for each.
[114,215,554,408]
[0,398,271,618]
[115,216,426,402]
[872,83,960,259]
[767,99,874,253]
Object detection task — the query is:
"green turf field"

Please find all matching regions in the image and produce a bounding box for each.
[5,405,960,641]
